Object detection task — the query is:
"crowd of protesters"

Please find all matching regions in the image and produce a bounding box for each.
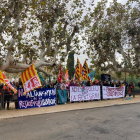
[0,78,135,110]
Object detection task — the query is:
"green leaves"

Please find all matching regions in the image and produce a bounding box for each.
[85,0,140,74]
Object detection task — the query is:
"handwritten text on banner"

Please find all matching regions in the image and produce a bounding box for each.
[70,86,100,102]
[102,86,125,99]
[18,88,56,109]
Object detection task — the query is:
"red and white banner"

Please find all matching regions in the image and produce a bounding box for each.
[102,86,125,99]
[21,64,42,94]
[70,86,100,102]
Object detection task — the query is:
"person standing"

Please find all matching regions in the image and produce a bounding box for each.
[13,82,19,109]
[3,85,12,110]
[111,81,117,87]
[0,83,4,109]
[68,80,76,89]
[128,82,134,98]
[116,81,121,87]
[122,80,128,97]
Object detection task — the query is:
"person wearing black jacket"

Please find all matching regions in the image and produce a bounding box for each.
[122,80,128,97]
[3,85,12,110]
[116,81,121,87]
[86,81,91,86]
[111,81,117,87]
[103,81,109,86]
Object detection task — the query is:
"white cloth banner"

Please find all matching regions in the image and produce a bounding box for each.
[102,86,125,99]
[70,86,100,102]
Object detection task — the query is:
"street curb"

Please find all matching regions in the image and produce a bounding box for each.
[1,101,140,120]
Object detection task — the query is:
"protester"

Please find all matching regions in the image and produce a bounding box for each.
[18,78,23,88]
[116,81,121,87]
[13,82,19,109]
[48,81,54,88]
[122,80,128,97]
[56,81,61,90]
[40,81,46,89]
[60,82,66,90]
[76,82,81,86]
[65,81,69,89]
[0,83,4,109]
[68,80,76,89]
[3,85,12,110]
[111,81,117,87]
[128,82,134,98]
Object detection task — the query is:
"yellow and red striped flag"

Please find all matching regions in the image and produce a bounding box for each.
[0,70,17,93]
[82,60,90,81]
[75,58,81,81]
[21,64,42,94]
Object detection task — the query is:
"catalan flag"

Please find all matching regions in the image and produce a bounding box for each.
[0,70,3,81]
[75,71,80,81]
[0,70,17,93]
[21,63,42,94]
[82,60,90,80]
[80,63,84,80]
[75,58,81,81]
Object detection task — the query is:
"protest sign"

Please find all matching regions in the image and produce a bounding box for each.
[57,90,67,104]
[101,74,111,81]
[18,88,56,109]
[70,86,100,102]
[102,86,125,99]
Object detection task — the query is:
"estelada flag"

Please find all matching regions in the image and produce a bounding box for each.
[0,70,17,93]
[20,63,42,94]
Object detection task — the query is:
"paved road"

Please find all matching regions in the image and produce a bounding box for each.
[1,104,140,140]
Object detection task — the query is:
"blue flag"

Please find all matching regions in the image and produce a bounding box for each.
[87,71,96,81]
[57,90,67,104]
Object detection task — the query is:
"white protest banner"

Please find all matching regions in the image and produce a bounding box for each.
[102,86,125,99]
[70,86,100,102]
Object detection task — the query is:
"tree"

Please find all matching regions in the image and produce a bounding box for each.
[86,0,140,74]
[67,51,75,79]
[0,0,94,76]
